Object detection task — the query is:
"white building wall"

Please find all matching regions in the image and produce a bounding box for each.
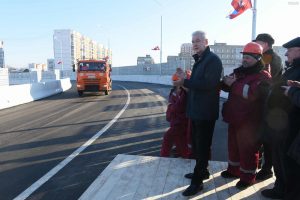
[47,59,55,71]
[53,29,73,70]
[0,41,5,68]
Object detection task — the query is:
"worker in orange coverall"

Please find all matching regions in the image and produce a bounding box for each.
[160,68,190,158]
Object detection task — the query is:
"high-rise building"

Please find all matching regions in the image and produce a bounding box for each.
[176,42,286,70]
[53,29,112,70]
[178,43,194,70]
[28,63,47,71]
[137,55,155,65]
[210,43,243,68]
[0,41,5,68]
[180,43,193,55]
[210,42,286,68]
[47,59,55,71]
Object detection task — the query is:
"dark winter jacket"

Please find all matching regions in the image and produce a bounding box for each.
[265,58,300,140]
[222,62,272,125]
[262,49,283,81]
[275,58,300,164]
[183,47,223,120]
[166,87,188,127]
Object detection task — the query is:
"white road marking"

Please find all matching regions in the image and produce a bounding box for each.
[13,85,130,200]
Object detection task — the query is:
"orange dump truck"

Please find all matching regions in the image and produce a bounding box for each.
[74,59,112,96]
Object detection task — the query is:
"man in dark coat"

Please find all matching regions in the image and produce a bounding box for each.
[254,33,283,80]
[173,30,223,196]
[253,33,284,181]
[261,37,300,199]
[278,37,300,200]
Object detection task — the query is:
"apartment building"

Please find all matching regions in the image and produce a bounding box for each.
[53,29,112,70]
[210,42,286,68]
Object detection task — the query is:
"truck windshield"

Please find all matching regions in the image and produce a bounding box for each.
[79,62,106,71]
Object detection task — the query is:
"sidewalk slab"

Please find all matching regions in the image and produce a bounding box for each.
[79,154,275,200]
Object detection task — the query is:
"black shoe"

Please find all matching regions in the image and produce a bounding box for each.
[261,188,284,199]
[221,170,239,179]
[184,173,194,179]
[182,184,203,196]
[256,170,273,181]
[184,171,210,180]
[236,180,253,190]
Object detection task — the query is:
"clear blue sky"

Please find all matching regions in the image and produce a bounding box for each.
[1,0,299,68]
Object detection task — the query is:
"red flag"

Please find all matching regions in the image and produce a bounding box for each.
[152,46,160,50]
[228,0,252,19]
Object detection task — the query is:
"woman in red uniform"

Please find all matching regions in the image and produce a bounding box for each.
[160,68,190,158]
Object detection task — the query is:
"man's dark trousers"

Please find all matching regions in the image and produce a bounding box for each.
[260,141,273,171]
[191,120,216,185]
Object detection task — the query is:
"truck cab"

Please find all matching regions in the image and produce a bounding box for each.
[75,59,112,96]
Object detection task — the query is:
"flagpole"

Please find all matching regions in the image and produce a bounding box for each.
[252,0,257,40]
[160,15,162,76]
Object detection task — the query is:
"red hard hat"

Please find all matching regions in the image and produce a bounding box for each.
[172,73,179,81]
[241,42,263,55]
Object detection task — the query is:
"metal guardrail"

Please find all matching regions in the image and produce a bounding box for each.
[0,68,9,86]
[1,65,235,87]
[112,61,186,76]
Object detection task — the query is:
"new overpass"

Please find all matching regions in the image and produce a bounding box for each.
[0,71,273,199]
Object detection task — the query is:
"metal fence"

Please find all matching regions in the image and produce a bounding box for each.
[6,70,75,85]
[112,62,235,77]
[8,71,57,85]
[1,65,234,86]
[8,72,36,85]
[0,68,9,86]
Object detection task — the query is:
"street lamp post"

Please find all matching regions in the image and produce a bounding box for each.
[251,0,257,40]
[160,15,162,76]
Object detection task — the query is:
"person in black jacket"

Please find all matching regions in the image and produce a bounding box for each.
[173,30,223,196]
[254,33,283,80]
[261,37,300,199]
[284,80,300,106]
[279,40,300,200]
[253,33,284,181]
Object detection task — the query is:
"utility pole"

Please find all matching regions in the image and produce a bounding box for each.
[160,15,162,76]
[252,0,257,40]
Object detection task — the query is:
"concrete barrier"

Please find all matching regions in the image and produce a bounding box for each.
[112,75,172,85]
[0,78,72,110]
[111,75,228,98]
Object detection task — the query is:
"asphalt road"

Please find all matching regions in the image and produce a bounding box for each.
[0,81,228,200]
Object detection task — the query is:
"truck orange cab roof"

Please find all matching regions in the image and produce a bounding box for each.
[78,59,106,63]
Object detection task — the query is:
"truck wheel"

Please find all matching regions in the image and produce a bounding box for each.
[78,91,83,97]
